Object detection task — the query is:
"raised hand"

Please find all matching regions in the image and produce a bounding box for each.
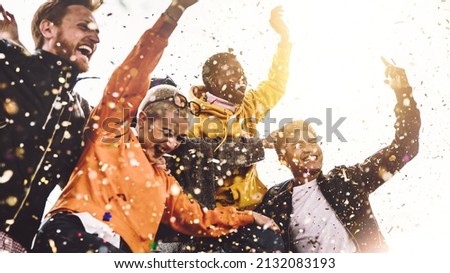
[269,6,289,42]
[0,5,19,42]
[0,5,29,54]
[381,57,411,91]
[165,0,198,23]
[172,0,198,9]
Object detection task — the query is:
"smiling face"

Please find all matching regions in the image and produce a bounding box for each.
[41,5,99,72]
[136,85,189,165]
[275,120,324,184]
[138,112,188,165]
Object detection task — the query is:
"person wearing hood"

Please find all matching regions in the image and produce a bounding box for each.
[157,5,290,253]
[180,6,292,211]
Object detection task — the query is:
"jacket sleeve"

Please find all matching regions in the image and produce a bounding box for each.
[348,87,421,193]
[161,176,255,237]
[85,15,177,141]
[242,40,292,122]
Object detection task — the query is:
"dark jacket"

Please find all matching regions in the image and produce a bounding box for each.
[166,137,265,209]
[256,87,421,252]
[0,40,91,249]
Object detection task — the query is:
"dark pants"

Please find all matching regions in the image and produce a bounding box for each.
[31,212,131,253]
[222,224,284,253]
[156,223,284,253]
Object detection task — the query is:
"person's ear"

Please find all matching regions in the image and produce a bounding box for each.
[136,111,147,130]
[39,19,56,40]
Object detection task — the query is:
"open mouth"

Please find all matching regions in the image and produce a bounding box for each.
[76,45,94,60]
[303,155,318,162]
[154,145,168,157]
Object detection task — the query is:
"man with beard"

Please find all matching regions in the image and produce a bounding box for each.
[0,0,101,252]
[256,59,421,252]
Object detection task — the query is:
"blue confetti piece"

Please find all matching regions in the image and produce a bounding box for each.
[103,212,112,221]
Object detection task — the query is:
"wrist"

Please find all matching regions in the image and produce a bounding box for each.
[165,4,184,23]
[250,211,256,223]
[395,87,413,102]
[170,2,186,12]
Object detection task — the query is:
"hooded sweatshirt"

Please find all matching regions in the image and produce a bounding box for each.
[187,40,292,209]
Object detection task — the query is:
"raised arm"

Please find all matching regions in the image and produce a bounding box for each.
[161,176,280,237]
[87,0,197,140]
[348,58,421,193]
[270,5,289,44]
[0,5,30,54]
[244,6,292,122]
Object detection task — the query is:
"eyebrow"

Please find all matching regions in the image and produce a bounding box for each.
[160,127,174,135]
[81,20,100,34]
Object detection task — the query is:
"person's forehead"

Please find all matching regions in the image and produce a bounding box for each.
[218,62,243,73]
[153,115,188,126]
[284,123,315,135]
[64,5,97,22]
[280,124,316,142]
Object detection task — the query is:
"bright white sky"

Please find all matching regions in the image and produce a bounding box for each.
[2,0,450,254]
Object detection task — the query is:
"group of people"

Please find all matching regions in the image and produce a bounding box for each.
[0,0,420,253]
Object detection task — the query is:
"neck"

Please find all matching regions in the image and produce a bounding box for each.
[293,171,320,186]
[206,92,237,112]
[293,177,310,186]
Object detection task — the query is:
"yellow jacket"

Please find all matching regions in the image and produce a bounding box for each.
[189,41,292,209]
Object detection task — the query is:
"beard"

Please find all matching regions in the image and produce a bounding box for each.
[53,33,90,73]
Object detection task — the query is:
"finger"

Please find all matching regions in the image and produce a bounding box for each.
[380,56,392,67]
[0,6,8,20]
[6,11,15,22]
[274,5,283,13]
[272,5,282,12]
[271,6,283,17]
[271,223,280,232]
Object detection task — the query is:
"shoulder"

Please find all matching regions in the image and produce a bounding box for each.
[325,165,350,178]
[0,39,27,56]
[267,179,292,195]
[0,39,32,70]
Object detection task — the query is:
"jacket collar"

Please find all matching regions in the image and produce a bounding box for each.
[34,49,80,85]
[205,92,238,112]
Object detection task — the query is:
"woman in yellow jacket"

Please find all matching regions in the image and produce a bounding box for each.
[187,6,291,210]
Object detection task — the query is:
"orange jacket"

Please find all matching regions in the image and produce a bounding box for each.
[49,14,254,253]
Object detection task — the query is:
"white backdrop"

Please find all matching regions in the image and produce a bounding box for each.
[2,0,450,253]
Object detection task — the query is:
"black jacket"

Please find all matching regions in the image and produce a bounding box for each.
[256,88,420,252]
[0,40,91,249]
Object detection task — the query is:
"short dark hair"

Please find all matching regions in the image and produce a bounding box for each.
[149,75,177,89]
[31,0,102,49]
[202,52,243,88]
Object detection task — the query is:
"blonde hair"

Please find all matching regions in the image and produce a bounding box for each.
[269,119,317,155]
